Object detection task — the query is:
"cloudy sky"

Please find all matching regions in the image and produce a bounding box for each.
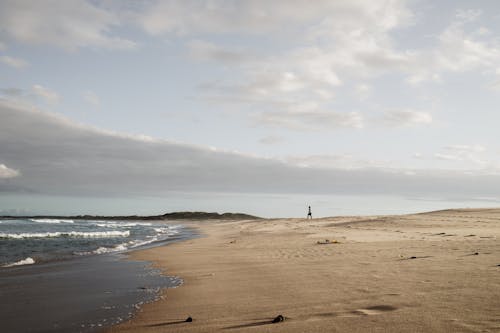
[2,0,500,217]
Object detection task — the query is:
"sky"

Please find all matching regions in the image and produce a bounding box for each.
[2,0,500,217]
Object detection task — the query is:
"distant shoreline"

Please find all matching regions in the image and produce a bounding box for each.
[0,211,261,221]
[4,207,499,221]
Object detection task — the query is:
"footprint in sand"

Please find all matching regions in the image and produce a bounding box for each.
[352,305,398,316]
[305,312,337,322]
[305,306,398,322]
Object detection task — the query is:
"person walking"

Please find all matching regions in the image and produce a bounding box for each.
[307,206,312,219]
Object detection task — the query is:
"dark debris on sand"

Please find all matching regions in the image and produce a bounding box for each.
[272,315,285,323]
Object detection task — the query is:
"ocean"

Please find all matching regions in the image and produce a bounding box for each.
[0,218,193,332]
[0,218,184,267]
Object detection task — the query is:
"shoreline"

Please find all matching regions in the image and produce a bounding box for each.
[108,210,500,332]
[0,253,181,333]
[0,221,197,333]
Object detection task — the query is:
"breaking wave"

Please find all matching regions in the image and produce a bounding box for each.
[94,222,153,228]
[30,219,74,224]
[75,227,180,255]
[1,219,185,267]
[3,257,35,267]
[0,230,130,239]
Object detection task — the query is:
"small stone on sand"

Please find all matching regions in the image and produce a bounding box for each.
[272,315,285,323]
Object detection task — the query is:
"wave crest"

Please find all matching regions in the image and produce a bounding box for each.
[0,230,130,239]
[30,219,74,224]
[3,257,35,267]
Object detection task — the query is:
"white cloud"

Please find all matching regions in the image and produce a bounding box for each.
[181,1,500,122]
[490,67,500,90]
[1,86,60,107]
[381,110,432,127]
[403,11,500,86]
[397,9,500,85]
[141,0,412,37]
[32,85,60,105]
[3,100,500,200]
[0,88,24,98]
[183,1,416,129]
[0,55,29,68]
[434,152,485,165]
[256,110,363,131]
[0,163,19,178]
[355,84,372,101]
[82,90,100,107]
[434,153,461,161]
[445,144,486,153]
[259,136,285,145]
[455,9,482,23]
[285,154,391,170]
[436,23,500,73]
[141,2,500,136]
[434,144,487,166]
[0,0,135,51]
[187,40,252,64]
[489,79,500,91]
[137,0,369,36]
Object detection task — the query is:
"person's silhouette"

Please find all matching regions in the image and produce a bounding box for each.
[307,206,312,219]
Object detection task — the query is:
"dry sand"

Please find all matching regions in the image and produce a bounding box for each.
[108,209,500,332]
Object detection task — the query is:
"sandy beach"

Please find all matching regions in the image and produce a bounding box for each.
[108,209,500,332]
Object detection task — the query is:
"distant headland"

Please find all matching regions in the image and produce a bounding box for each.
[0,211,260,221]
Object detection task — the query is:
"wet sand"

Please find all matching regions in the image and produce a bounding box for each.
[109,209,500,332]
[0,227,194,333]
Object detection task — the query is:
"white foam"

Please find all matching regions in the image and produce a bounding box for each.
[0,230,130,239]
[122,222,152,227]
[155,225,181,234]
[3,257,35,267]
[76,230,175,256]
[76,242,131,255]
[93,222,152,228]
[154,227,170,233]
[93,247,111,255]
[114,243,128,251]
[130,237,157,248]
[30,218,74,224]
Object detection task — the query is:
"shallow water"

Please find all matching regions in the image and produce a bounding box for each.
[0,224,195,333]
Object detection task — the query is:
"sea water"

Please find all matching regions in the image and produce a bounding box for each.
[0,218,192,333]
[0,218,181,267]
